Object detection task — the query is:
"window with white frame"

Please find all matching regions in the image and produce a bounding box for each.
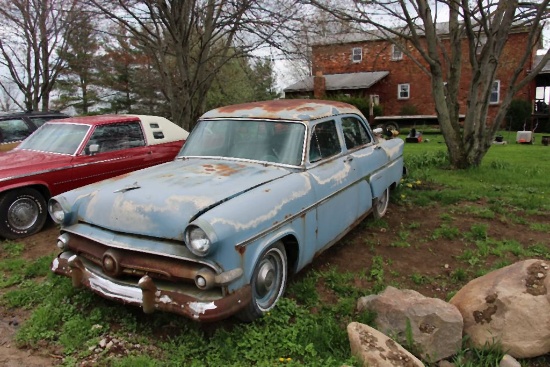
[352,47,362,63]
[476,35,487,56]
[490,80,500,104]
[398,84,410,99]
[370,94,380,106]
[391,45,403,60]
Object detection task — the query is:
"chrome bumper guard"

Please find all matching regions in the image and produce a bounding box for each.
[52,251,250,322]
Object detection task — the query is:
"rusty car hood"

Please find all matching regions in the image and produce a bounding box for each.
[65,158,292,240]
[0,149,72,181]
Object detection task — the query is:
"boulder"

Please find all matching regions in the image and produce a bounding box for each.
[347,322,424,367]
[357,286,463,362]
[499,354,521,367]
[450,259,550,358]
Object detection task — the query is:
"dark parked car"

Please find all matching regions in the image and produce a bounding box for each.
[0,110,69,152]
[0,114,188,239]
[50,100,405,322]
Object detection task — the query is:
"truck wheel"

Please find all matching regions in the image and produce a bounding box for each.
[0,188,48,240]
[236,242,287,322]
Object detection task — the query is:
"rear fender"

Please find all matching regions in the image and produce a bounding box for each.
[369,139,404,199]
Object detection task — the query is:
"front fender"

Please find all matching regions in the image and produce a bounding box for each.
[0,180,52,198]
[236,226,302,287]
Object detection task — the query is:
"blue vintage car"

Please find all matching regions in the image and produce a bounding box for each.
[49,99,405,322]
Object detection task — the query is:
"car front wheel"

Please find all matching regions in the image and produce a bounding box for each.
[0,188,48,240]
[373,188,389,219]
[236,242,287,322]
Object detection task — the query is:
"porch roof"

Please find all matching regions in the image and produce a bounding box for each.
[283,71,389,93]
[534,55,550,74]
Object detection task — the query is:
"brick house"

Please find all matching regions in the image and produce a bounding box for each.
[284,26,548,128]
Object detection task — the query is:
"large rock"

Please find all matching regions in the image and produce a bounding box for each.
[450,259,550,358]
[347,322,424,367]
[357,286,463,362]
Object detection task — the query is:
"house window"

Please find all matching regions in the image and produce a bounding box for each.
[370,94,380,106]
[391,45,403,60]
[398,84,410,99]
[476,35,487,56]
[352,47,362,63]
[490,80,500,104]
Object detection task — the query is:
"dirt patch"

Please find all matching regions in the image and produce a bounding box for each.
[0,309,59,367]
[1,202,549,366]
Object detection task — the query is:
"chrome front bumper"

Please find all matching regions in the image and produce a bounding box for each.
[52,251,251,322]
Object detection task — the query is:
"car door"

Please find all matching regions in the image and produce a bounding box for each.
[306,119,362,254]
[54,121,153,193]
[340,115,389,214]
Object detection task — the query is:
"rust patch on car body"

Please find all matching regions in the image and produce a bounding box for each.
[202,163,245,176]
[200,99,362,122]
[64,233,209,282]
[236,244,246,256]
[53,252,251,322]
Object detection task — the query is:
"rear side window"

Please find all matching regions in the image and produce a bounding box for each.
[309,120,341,162]
[0,119,32,143]
[150,122,168,140]
[341,116,371,150]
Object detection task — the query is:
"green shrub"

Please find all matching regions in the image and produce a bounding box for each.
[506,99,532,131]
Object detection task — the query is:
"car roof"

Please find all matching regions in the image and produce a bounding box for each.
[45,114,189,143]
[46,114,141,126]
[200,99,364,122]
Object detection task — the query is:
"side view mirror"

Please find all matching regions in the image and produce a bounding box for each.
[373,128,384,135]
[88,144,99,155]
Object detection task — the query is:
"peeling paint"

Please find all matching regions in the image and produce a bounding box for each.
[209,176,312,231]
[188,301,217,315]
[310,164,352,185]
[158,295,173,304]
[201,99,359,121]
[88,276,143,304]
[51,258,59,271]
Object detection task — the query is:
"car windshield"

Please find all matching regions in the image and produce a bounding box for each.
[179,119,306,166]
[18,123,90,155]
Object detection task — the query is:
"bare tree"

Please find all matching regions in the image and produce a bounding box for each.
[308,0,550,169]
[0,81,20,112]
[86,0,300,130]
[280,6,356,90]
[0,0,82,111]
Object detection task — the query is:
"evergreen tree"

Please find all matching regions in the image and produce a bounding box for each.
[54,17,101,114]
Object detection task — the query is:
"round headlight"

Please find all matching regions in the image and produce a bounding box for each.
[49,200,65,224]
[186,226,211,256]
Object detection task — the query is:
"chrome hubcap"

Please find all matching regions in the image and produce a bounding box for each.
[8,198,38,231]
[255,259,275,297]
